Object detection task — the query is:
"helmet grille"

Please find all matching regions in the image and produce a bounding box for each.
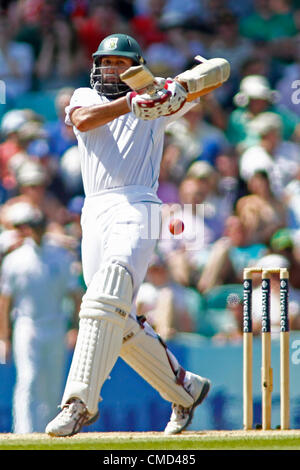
[90,64,131,99]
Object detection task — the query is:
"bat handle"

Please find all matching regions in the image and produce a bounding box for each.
[137,84,157,95]
[194,55,208,63]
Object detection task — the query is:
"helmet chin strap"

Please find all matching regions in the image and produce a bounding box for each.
[90,64,131,99]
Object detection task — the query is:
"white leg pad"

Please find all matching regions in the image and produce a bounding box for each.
[61,263,133,415]
[120,317,193,407]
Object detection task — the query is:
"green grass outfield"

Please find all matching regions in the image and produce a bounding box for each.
[0,430,300,450]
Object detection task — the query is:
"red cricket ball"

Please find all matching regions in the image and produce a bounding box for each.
[169,218,184,235]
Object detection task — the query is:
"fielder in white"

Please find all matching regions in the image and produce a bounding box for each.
[46,33,230,437]
[0,202,81,433]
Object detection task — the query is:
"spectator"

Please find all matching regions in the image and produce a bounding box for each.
[239,55,271,82]
[197,215,268,293]
[208,10,255,105]
[0,110,28,196]
[186,160,233,230]
[162,0,204,18]
[26,137,71,205]
[209,11,255,71]
[283,167,300,229]
[74,0,130,60]
[239,0,276,42]
[198,0,234,24]
[276,37,300,117]
[240,0,298,65]
[227,75,300,147]
[263,0,299,64]
[0,107,70,206]
[44,87,77,160]
[239,111,300,198]
[145,14,207,77]
[64,195,85,258]
[157,146,180,204]
[212,292,244,344]
[136,252,195,340]
[34,17,87,90]
[235,170,288,244]
[12,1,56,60]
[0,109,47,196]
[159,169,228,289]
[163,101,229,182]
[214,151,248,212]
[163,104,204,182]
[269,228,300,289]
[130,0,167,49]
[0,15,34,102]
[0,200,83,433]
[5,158,70,231]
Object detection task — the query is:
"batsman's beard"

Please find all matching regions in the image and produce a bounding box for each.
[90,65,131,99]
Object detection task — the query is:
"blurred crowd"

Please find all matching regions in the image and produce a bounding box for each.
[1,0,300,347]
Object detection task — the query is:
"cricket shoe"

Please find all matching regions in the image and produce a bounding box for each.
[164,374,211,435]
[45,398,99,437]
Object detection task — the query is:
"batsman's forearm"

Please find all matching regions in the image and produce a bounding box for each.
[178,81,224,102]
[71,97,130,132]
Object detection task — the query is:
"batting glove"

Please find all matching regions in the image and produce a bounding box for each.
[127,79,187,121]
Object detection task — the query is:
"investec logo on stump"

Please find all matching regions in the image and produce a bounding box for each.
[243,279,252,333]
[261,279,271,333]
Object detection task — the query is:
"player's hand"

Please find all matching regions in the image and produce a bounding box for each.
[127,87,171,120]
[127,78,187,120]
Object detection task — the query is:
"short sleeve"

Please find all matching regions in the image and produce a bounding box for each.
[65,87,100,126]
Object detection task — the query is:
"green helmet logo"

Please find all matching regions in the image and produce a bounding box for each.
[92,34,145,65]
[105,37,119,50]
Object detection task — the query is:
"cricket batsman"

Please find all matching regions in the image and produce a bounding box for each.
[46,33,230,437]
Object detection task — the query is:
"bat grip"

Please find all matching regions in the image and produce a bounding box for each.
[137,84,157,95]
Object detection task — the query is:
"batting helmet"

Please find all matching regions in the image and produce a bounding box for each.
[90,34,146,99]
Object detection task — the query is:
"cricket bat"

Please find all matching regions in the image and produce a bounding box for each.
[120,56,228,102]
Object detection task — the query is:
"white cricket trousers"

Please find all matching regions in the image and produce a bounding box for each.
[81,188,161,298]
[12,317,66,433]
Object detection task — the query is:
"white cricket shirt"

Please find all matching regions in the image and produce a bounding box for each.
[0,237,79,327]
[65,87,197,198]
